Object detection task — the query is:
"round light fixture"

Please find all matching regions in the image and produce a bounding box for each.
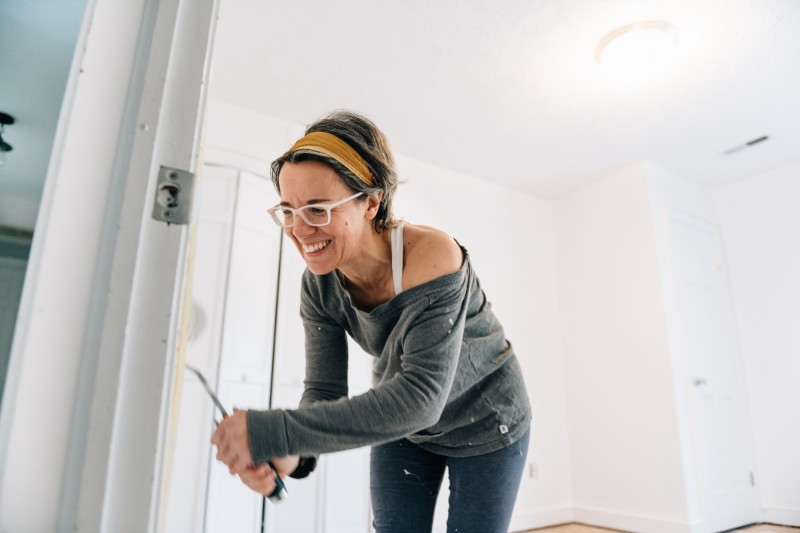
[596,21,677,68]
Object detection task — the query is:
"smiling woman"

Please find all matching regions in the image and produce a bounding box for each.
[210,110,533,533]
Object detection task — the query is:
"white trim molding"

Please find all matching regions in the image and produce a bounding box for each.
[508,507,575,533]
[573,506,698,533]
[763,507,800,527]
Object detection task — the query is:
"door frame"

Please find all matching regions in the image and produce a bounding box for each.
[0,0,219,531]
[661,208,762,531]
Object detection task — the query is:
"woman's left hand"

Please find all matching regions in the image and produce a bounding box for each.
[211,409,253,475]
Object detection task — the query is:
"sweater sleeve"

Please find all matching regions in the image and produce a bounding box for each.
[247,270,469,464]
[297,276,349,409]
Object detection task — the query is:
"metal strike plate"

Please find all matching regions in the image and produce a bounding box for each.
[152,166,194,225]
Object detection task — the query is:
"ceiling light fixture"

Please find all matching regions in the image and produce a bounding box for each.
[596,21,677,68]
[0,112,15,168]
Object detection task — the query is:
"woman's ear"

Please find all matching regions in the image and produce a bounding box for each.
[364,192,383,221]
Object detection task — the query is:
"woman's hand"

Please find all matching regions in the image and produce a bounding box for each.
[237,456,300,496]
[239,464,278,496]
[211,409,253,475]
[268,455,300,478]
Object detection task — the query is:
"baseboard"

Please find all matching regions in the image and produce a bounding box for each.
[508,506,575,532]
[763,506,800,527]
[433,504,796,533]
[573,505,696,533]
[430,506,574,533]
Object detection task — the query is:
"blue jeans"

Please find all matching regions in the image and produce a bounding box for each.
[370,429,530,533]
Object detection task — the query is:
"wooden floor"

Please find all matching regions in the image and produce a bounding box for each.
[519,523,800,533]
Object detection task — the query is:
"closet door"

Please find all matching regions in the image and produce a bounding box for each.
[206,170,283,532]
[266,236,323,532]
[665,210,760,531]
[165,167,284,533]
[267,236,373,533]
[169,164,373,532]
[164,165,239,532]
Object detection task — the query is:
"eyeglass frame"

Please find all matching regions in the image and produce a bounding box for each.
[267,191,364,228]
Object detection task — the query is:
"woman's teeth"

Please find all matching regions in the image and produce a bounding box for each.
[303,240,331,253]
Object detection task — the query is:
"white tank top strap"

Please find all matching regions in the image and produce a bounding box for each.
[391,224,404,296]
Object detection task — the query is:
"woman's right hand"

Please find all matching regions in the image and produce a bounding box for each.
[238,456,300,496]
[239,464,280,497]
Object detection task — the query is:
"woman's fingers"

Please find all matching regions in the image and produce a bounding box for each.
[210,410,253,474]
[240,464,278,496]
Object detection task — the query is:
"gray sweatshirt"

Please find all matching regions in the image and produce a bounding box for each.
[247,247,531,464]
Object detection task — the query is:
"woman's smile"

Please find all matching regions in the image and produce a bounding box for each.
[302,239,332,255]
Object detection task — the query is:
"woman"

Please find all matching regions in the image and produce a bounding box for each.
[212,111,531,533]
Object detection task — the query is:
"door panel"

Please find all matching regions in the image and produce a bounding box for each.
[206,381,270,533]
[164,165,238,530]
[666,211,760,531]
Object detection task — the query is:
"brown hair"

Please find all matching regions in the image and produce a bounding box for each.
[271,110,398,232]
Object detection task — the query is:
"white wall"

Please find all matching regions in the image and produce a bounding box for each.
[645,163,722,526]
[712,161,800,525]
[191,100,800,531]
[205,99,573,531]
[647,163,763,531]
[556,163,691,532]
[394,155,573,530]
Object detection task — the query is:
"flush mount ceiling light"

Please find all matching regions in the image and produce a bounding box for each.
[0,112,15,168]
[596,21,677,68]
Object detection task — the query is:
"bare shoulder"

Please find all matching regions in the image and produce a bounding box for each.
[401,224,464,289]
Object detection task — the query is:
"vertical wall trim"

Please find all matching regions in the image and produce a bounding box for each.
[58,0,162,530]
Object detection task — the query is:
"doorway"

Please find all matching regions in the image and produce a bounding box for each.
[666,210,761,531]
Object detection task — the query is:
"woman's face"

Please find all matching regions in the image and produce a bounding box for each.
[278,160,377,275]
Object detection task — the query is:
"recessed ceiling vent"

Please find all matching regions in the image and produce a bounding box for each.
[722,135,769,155]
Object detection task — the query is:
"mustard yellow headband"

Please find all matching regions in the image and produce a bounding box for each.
[289,131,374,186]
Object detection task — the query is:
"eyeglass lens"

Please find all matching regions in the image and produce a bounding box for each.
[278,205,330,227]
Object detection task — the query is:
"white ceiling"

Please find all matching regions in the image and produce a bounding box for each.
[3,0,799,232]
[0,0,85,231]
[209,0,800,196]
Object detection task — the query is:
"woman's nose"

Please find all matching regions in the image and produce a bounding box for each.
[291,216,315,237]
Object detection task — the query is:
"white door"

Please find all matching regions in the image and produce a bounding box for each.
[164,166,240,532]
[267,234,373,533]
[164,167,288,532]
[206,170,283,532]
[666,211,760,532]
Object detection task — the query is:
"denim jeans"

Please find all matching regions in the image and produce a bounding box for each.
[370,429,530,533]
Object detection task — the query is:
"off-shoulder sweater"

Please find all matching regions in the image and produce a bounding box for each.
[247,246,531,463]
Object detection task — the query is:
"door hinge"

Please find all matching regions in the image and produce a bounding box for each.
[750,471,755,487]
[152,166,194,225]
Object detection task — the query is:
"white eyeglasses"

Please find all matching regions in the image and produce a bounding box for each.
[267,192,364,227]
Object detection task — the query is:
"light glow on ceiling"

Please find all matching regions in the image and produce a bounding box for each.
[596,21,678,70]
